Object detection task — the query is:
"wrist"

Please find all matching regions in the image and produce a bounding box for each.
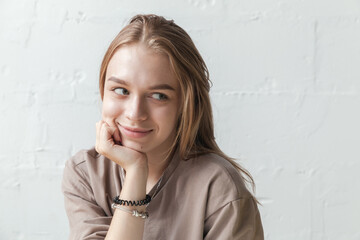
[126,160,148,177]
[120,165,148,202]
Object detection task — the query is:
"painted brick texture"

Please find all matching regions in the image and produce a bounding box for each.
[0,0,359,239]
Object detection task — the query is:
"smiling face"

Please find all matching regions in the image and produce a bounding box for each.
[102,44,181,156]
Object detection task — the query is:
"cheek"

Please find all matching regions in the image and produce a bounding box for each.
[101,97,123,119]
[156,105,179,131]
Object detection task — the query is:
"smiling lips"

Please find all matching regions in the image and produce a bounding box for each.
[119,125,153,138]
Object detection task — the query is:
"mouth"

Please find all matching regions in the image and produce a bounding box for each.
[119,125,153,138]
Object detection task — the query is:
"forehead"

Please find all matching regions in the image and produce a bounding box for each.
[106,44,177,87]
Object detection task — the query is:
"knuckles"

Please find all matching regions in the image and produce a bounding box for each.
[95,136,111,156]
[95,143,105,155]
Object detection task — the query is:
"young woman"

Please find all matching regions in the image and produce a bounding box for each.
[62,14,264,240]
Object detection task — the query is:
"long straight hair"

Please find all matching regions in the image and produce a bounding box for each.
[99,14,258,200]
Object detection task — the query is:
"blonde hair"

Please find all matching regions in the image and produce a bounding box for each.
[99,14,258,199]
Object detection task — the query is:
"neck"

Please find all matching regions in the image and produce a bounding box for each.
[144,149,174,193]
[146,150,171,181]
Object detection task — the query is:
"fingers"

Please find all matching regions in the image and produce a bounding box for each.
[96,120,122,154]
[96,121,101,149]
[113,127,122,145]
[95,121,100,153]
[96,120,109,153]
[96,121,112,153]
[96,121,124,165]
[95,119,148,170]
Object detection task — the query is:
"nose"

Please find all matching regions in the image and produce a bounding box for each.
[125,95,148,122]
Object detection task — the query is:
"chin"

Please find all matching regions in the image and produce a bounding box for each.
[122,140,148,153]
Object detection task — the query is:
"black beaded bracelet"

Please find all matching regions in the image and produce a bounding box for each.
[113,194,151,206]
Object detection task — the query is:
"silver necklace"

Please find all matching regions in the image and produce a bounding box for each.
[148,174,163,206]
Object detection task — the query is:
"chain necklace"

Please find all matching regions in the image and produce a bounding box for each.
[148,174,163,206]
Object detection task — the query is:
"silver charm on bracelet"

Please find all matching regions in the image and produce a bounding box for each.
[112,203,149,219]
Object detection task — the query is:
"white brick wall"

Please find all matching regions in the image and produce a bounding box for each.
[1,0,359,239]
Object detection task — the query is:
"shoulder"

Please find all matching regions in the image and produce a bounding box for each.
[66,146,99,167]
[62,146,114,195]
[178,153,253,199]
[65,146,108,172]
[175,153,255,218]
[63,146,109,184]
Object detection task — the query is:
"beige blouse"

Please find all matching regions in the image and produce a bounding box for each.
[61,147,264,239]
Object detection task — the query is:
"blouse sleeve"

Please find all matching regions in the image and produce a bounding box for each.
[61,158,111,240]
[204,197,264,240]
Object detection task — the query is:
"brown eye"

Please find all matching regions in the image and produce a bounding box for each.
[152,93,168,101]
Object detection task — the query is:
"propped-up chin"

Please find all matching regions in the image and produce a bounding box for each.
[119,131,176,157]
[120,138,147,153]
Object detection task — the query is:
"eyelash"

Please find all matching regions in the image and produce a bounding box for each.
[112,88,169,101]
[113,87,129,96]
[152,93,168,101]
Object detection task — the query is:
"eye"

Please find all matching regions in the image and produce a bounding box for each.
[114,88,129,95]
[151,93,168,101]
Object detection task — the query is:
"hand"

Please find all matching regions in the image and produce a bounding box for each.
[95,120,148,172]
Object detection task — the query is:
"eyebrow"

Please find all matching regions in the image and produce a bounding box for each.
[108,76,176,91]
